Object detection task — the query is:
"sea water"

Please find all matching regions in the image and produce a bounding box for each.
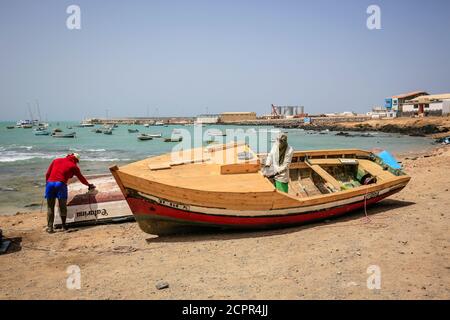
[0,121,434,214]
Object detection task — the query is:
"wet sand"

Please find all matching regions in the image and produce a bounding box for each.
[0,146,449,299]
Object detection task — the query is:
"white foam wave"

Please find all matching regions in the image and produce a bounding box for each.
[0,151,57,163]
[83,157,131,162]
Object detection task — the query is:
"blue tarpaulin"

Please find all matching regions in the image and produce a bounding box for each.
[376,150,401,169]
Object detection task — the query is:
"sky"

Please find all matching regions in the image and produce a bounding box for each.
[0,0,449,121]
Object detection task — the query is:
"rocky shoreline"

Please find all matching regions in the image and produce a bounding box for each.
[278,121,449,137]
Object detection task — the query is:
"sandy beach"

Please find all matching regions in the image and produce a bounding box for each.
[0,145,448,300]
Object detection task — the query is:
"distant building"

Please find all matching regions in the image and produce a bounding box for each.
[385,91,428,115]
[195,114,219,124]
[271,104,305,118]
[402,93,450,116]
[219,112,257,123]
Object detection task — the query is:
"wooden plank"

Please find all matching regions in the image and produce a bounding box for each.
[220,163,260,175]
[149,163,171,171]
[358,159,392,181]
[308,159,342,165]
[288,162,310,169]
[307,164,342,191]
[293,149,369,158]
[299,177,322,197]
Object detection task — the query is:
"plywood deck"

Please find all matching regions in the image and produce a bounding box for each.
[120,143,274,193]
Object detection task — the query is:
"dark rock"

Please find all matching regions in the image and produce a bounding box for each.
[24,203,40,208]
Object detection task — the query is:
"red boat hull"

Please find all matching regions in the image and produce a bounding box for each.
[124,186,404,235]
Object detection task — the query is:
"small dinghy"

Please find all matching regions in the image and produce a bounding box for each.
[110,143,410,235]
[164,136,183,142]
[137,134,153,141]
[6,126,15,129]
[103,128,113,135]
[128,128,139,133]
[34,129,50,136]
[54,174,134,228]
[147,133,162,138]
[52,132,76,138]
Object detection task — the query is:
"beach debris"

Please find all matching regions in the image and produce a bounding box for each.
[0,187,18,192]
[155,281,169,290]
[112,245,138,253]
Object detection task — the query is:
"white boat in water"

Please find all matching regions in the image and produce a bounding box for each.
[147,133,162,138]
[137,133,153,141]
[78,123,95,127]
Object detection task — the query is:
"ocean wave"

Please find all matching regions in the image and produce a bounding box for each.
[0,149,131,163]
[83,157,132,162]
[0,151,57,163]
[0,145,34,151]
[69,148,107,152]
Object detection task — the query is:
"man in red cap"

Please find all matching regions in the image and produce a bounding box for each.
[44,153,95,233]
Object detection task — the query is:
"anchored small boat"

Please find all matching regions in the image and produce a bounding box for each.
[103,128,113,135]
[6,126,15,129]
[110,143,410,235]
[128,128,139,133]
[34,129,50,136]
[137,134,153,141]
[164,136,183,142]
[147,133,162,138]
[52,132,76,138]
[77,122,94,128]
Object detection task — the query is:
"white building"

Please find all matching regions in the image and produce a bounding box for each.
[195,114,219,124]
[402,93,450,116]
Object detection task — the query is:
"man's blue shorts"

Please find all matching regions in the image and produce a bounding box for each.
[45,181,68,199]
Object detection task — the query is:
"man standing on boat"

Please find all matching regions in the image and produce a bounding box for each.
[264,134,294,193]
[44,153,95,233]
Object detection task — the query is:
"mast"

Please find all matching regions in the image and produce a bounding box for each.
[27,102,34,121]
[35,100,42,122]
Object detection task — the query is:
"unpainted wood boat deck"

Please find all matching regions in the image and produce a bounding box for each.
[120,143,275,193]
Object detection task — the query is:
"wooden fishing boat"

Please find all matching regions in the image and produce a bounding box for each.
[137,134,153,141]
[52,132,76,138]
[110,142,410,235]
[54,174,134,228]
